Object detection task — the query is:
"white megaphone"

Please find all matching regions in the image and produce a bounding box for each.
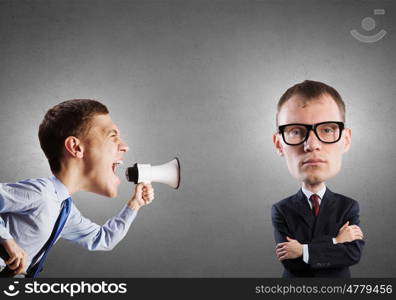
[125,157,181,189]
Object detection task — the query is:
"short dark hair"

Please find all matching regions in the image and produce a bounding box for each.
[276,80,346,126]
[38,99,109,174]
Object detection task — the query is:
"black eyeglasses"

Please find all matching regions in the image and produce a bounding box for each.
[278,121,345,146]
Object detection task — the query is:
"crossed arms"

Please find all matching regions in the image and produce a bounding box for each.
[272,201,365,271]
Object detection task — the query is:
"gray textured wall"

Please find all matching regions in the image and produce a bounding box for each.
[0,0,395,277]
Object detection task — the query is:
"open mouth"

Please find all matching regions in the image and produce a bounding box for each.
[112,160,123,174]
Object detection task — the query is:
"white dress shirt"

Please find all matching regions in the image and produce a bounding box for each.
[301,185,333,264]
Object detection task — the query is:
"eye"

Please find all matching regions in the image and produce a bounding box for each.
[109,131,119,138]
[321,127,335,134]
[288,127,304,136]
[292,129,301,134]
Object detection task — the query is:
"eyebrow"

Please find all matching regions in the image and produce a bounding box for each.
[107,129,120,135]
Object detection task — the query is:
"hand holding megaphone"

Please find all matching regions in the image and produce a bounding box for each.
[128,182,154,210]
[125,157,181,189]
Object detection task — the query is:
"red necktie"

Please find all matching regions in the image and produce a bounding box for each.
[309,194,320,216]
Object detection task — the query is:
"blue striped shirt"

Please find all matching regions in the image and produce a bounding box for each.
[0,176,137,270]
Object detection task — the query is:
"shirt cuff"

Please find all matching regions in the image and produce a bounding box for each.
[302,244,309,264]
[332,238,337,244]
[118,204,139,224]
[0,227,13,241]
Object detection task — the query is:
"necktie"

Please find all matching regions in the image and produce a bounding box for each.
[27,197,72,278]
[309,194,320,217]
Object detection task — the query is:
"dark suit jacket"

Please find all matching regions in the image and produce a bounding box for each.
[271,188,364,278]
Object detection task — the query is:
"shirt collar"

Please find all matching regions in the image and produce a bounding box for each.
[49,175,71,202]
[301,185,326,204]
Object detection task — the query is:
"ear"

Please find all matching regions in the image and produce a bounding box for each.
[64,136,84,159]
[342,128,352,153]
[272,133,284,157]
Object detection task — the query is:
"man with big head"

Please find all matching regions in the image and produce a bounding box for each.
[272,80,364,277]
[0,99,154,277]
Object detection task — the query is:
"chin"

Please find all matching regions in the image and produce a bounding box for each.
[106,188,118,198]
[96,185,118,198]
[301,173,326,185]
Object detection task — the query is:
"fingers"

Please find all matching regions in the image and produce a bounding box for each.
[131,183,155,208]
[342,223,363,233]
[276,240,302,261]
[279,254,288,261]
[14,256,27,275]
[354,234,363,240]
[276,247,288,260]
[349,225,361,231]
[276,249,287,257]
[276,244,286,252]
[5,253,27,274]
[352,227,364,240]
[276,242,290,260]
[348,225,363,237]
[8,257,21,270]
[277,248,289,261]
[142,186,154,202]
[2,239,28,274]
[142,183,154,204]
[276,242,287,249]
[342,225,364,241]
[351,226,362,234]
[276,248,287,254]
[5,255,17,266]
[142,183,153,192]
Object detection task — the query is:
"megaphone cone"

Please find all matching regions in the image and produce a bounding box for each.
[125,157,181,189]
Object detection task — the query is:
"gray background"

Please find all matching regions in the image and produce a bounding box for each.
[0,0,395,277]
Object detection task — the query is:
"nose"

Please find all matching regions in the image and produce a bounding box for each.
[119,139,129,153]
[304,130,321,152]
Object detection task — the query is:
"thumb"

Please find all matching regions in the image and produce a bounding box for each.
[341,221,349,230]
[286,236,293,242]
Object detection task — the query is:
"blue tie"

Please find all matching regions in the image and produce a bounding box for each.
[27,197,72,278]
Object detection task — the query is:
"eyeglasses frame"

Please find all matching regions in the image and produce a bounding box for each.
[278,121,345,146]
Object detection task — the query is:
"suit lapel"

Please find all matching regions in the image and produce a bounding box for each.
[313,188,336,237]
[292,189,315,228]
